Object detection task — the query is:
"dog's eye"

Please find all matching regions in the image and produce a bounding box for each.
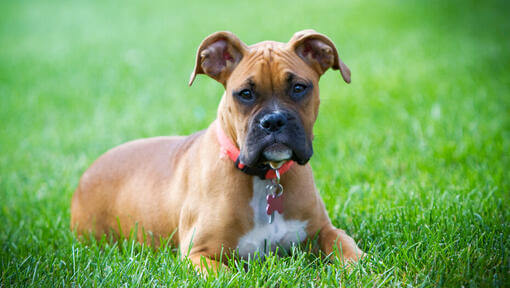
[237,89,255,103]
[293,84,306,93]
[291,83,308,100]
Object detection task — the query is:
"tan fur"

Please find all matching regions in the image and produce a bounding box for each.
[71,30,363,273]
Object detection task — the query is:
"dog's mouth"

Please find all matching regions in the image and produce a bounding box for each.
[240,138,312,167]
[261,143,293,163]
[242,138,310,168]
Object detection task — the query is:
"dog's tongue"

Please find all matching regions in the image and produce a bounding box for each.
[269,161,285,169]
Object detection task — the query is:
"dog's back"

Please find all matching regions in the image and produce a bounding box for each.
[71,133,202,242]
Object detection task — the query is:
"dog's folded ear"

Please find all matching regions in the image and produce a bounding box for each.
[288,30,351,83]
[189,31,248,87]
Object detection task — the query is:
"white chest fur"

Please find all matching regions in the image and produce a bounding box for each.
[236,177,308,258]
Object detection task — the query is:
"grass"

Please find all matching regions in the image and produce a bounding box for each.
[0,0,509,286]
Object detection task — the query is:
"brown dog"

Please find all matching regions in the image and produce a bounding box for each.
[71,30,363,272]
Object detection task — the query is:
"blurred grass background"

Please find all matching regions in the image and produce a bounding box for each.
[1,0,509,286]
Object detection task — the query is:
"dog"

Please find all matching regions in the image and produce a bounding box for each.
[71,30,364,272]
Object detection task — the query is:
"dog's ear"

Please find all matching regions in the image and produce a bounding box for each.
[288,29,351,83]
[189,31,248,87]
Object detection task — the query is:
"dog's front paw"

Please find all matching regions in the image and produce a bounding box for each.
[342,248,365,265]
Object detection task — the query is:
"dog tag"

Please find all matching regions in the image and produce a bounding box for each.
[266,194,283,223]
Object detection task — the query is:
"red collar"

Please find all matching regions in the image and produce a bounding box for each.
[214,120,294,179]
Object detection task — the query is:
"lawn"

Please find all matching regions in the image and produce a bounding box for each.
[1,0,508,286]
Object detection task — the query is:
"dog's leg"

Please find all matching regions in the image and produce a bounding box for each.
[188,254,228,275]
[319,224,364,263]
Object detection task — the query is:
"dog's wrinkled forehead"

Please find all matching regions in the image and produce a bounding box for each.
[227,41,314,90]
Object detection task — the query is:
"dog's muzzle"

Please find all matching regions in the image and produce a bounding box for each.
[239,109,313,167]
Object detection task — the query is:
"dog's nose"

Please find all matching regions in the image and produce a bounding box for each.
[259,112,287,133]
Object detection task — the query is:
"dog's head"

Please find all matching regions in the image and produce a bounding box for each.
[189,30,350,167]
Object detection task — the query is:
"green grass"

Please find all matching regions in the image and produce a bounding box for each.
[1,0,509,286]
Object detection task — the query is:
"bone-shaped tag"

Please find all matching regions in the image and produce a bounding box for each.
[266,194,284,215]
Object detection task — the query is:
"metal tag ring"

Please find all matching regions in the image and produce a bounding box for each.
[274,183,283,196]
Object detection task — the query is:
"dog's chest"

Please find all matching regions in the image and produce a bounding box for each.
[236,177,308,258]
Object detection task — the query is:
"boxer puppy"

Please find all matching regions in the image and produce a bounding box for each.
[71,30,364,273]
